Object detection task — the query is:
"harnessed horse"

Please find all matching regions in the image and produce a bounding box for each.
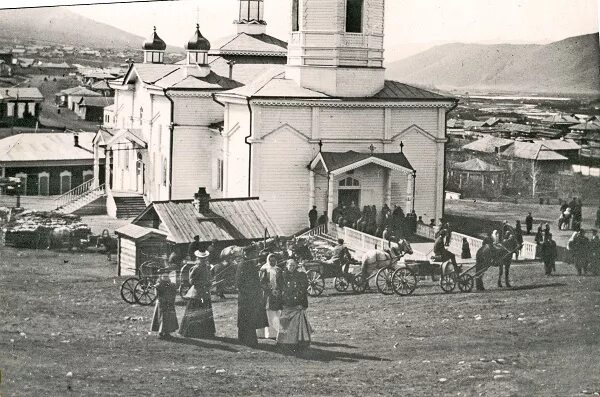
[359,239,414,282]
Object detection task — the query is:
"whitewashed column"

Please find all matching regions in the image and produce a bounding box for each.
[309,170,315,209]
[92,143,100,188]
[327,175,334,219]
[104,148,111,192]
[406,172,413,212]
[385,169,392,206]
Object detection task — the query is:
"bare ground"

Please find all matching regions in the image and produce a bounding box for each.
[0,247,599,396]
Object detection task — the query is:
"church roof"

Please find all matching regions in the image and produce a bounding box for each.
[209,33,287,56]
[451,158,505,172]
[123,63,242,91]
[317,151,414,173]
[208,56,286,84]
[219,69,454,101]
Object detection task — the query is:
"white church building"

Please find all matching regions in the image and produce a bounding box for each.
[93,0,456,235]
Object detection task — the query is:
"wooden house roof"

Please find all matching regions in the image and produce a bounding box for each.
[0,132,100,163]
[451,158,505,172]
[132,198,283,244]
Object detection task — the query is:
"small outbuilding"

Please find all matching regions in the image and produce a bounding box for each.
[449,158,506,197]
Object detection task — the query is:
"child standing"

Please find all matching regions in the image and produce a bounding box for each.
[151,270,179,339]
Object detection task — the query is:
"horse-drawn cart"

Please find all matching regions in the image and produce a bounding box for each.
[301,259,357,297]
[390,259,474,295]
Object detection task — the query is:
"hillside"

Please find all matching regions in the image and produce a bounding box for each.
[386,33,600,95]
[0,7,179,52]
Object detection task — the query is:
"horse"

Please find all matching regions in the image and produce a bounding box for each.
[490,229,521,288]
[359,239,414,280]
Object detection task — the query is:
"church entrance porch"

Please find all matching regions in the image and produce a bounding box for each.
[309,151,416,223]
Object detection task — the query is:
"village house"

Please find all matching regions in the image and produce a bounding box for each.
[55,86,101,109]
[0,132,104,196]
[0,88,44,127]
[83,0,457,236]
[76,96,115,122]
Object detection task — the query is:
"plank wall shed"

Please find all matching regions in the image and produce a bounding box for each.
[115,223,168,276]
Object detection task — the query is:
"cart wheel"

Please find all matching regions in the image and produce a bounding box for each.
[439,274,456,293]
[134,279,157,305]
[334,276,350,292]
[375,267,394,295]
[120,277,138,304]
[351,273,367,293]
[306,270,325,297]
[458,273,474,293]
[179,283,190,300]
[392,267,418,296]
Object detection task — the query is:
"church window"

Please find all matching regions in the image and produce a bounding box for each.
[339,177,360,187]
[291,0,300,32]
[139,107,143,126]
[346,0,363,33]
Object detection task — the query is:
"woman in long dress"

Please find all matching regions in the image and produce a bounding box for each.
[256,254,283,339]
[179,251,216,338]
[277,259,313,352]
[150,270,179,339]
[236,258,269,346]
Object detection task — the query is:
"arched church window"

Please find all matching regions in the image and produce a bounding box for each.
[139,107,143,126]
[346,0,363,33]
[339,177,360,187]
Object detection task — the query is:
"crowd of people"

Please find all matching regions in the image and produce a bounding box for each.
[150,250,313,354]
[318,202,418,240]
[557,198,584,231]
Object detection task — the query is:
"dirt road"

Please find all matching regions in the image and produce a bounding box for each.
[0,247,599,396]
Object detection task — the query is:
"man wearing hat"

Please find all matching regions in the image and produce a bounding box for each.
[434,229,460,276]
[187,235,202,260]
[179,250,216,338]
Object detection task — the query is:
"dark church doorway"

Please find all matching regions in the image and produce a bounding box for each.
[338,189,360,208]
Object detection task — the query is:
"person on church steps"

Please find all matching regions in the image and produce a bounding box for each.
[525,212,534,235]
[277,259,313,353]
[317,211,328,226]
[461,238,471,259]
[332,205,341,224]
[236,257,269,347]
[257,254,283,339]
[308,206,318,229]
[179,251,216,339]
[434,230,460,276]
[540,233,558,276]
[187,235,202,260]
[151,269,179,339]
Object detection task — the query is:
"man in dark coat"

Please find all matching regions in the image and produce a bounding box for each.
[525,212,533,235]
[475,237,493,291]
[317,211,328,226]
[540,233,558,276]
[434,230,460,275]
[236,259,269,346]
[308,206,318,229]
[187,236,202,260]
[569,230,590,275]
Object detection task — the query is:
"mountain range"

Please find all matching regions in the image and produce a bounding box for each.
[0,7,180,52]
[386,33,600,96]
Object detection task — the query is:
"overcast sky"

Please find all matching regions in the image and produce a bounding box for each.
[1,0,599,50]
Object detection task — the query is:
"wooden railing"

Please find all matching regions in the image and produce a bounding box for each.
[298,224,328,238]
[55,179,103,210]
[415,223,537,260]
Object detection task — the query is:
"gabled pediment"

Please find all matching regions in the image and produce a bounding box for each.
[391,124,438,142]
[261,123,310,141]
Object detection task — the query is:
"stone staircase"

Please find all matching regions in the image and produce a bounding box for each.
[114,195,147,219]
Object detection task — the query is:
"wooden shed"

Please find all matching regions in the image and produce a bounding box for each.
[115,223,168,276]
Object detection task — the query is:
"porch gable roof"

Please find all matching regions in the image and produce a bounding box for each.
[105,128,147,149]
[311,151,414,175]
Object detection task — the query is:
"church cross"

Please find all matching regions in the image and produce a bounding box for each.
[369,144,376,155]
[399,141,405,153]
[318,140,323,152]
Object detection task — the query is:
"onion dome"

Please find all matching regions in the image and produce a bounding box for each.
[142,26,167,51]
[185,24,211,51]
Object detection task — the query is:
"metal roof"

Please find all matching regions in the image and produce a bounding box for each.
[133,198,283,244]
[451,158,505,172]
[462,136,514,153]
[0,132,101,163]
[533,139,580,151]
[317,151,414,172]
[79,97,115,108]
[500,142,568,161]
[0,87,44,101]
[209,33,287,56]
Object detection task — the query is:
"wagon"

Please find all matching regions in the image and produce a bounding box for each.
[301,258,358,297]
[390,258,474,296]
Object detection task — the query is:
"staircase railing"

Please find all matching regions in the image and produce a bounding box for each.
[55,179,104,210]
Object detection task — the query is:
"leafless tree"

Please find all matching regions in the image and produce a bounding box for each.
[528,160,542,198]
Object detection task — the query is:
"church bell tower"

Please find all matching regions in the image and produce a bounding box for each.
[235,0,267,35]
[286,0,386,97]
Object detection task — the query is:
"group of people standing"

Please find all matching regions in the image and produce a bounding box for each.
[558,198,584,231]
[150,249,313,354]
[327,202,417,240]
[568,228,600,276]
